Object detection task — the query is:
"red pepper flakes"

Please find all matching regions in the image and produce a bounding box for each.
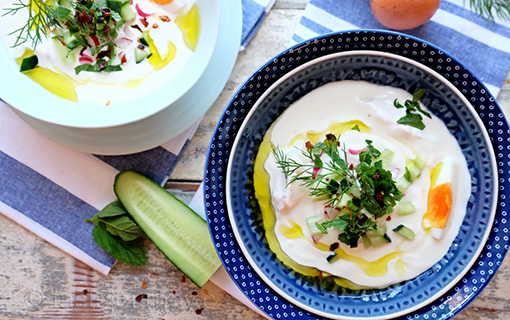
[153,23,159,29]
[195,308,204,315]
[142,281,147,289]
[149,271,159,277]
[135,294,148,302]
[172,290,176,295]
[160,15,170,22]
[57,37,67,47]
[386,216,392,221]
[202,289,208,295]
[181,275,186,283]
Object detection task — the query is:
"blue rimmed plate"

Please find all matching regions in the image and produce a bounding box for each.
[204,30,510,319]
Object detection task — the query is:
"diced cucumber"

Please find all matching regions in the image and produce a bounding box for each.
[396,175,411,192]
[120,1,136,22]
[307,216,323,241]
[52,37,76,65]
[346,185,361,199]
[398,201,416,216]
[405,162,421,182]
[114,171,221,288]
[337,193,352,208]
[393,224,415,240]
[361,233,372,248]
[20,55,38,72]
[135,46,149,63]
[326,251,340,263]
[405,156,426,182]
[378,148,395,169]
[365,231,391,248]
[140,31,151,46]
[375,222,387,236]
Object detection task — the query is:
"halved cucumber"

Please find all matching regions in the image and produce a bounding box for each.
[114,171,221,287]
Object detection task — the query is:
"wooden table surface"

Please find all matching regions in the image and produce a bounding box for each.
[2,0,510,319]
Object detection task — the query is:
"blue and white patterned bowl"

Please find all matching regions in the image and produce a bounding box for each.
[204,30,510,319]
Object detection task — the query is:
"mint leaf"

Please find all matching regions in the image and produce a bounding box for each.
[393,88,431,130]
[97,200,127,218]
[103,216,144,241]
[91,224,146,266]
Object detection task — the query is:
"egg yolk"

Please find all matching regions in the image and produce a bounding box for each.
[152,0,174,5]
[426,183,453,229]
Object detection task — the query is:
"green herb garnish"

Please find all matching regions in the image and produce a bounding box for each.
[393,88,431,130]
[273,134,402,248]
[3,0,128,74]
[469,0,510,20]
[86,200,146,266]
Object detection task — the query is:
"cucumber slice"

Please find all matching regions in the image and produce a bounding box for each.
[20,55,38,72]
[393,224,415,240]
[114,171,221,287]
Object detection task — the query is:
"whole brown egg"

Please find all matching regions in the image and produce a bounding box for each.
[371,0,441,30]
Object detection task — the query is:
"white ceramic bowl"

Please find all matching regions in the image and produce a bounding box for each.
[0,0,221,154]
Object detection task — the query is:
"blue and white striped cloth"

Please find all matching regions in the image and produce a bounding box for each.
[0,0,273,276]
[292,0,510,97]
[241,0,275,50]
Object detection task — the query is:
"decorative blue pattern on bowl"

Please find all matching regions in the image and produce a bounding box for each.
[204,30,510,320]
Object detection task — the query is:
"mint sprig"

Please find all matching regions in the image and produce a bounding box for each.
[393,88,431,130]
[86,200,146,266]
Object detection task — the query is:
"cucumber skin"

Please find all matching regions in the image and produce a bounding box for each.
[114,171,221,287]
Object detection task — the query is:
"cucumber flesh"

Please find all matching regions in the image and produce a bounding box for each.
[393,224,415,240]
[135,47,149,63]
[114,171,221,287]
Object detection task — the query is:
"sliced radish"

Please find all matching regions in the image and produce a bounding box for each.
[117,37,134,49]
[79,56,93,64]
[89,34,100,47]
[348,147,367,155]
[136,3,153,17]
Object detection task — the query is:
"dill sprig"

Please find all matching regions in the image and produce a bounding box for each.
[2,0,72,49]
[469,0,510,20]
[272,133,403,248]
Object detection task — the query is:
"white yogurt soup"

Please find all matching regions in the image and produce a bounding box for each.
[0,0,200,105]
[253,80,471,289]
